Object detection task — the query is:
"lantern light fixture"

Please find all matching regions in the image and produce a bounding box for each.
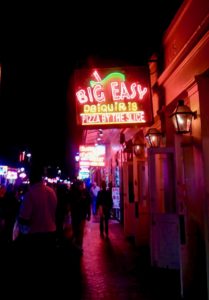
[145,128,163,148]
[170,99,197,134]
[132,132,146,157]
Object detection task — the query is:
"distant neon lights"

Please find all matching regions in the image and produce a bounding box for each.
[6,170,18,180]
[0,165,8,175]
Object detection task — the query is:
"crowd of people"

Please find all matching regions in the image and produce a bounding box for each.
[0,163,113,255]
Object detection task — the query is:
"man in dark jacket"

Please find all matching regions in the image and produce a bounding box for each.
[96,180,113,238]
[70,180,91,253]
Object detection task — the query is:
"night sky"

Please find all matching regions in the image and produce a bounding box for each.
[1,1,182,176]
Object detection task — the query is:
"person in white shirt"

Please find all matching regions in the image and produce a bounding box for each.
[90,181,100,215]
[18,162,57,251]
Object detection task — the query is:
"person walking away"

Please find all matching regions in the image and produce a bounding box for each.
[70,180,91,254]
[90,181,100,215]
[96,180,113,239]
[2,184,19,246]
[18,162,57,253]
[56,182,70,246]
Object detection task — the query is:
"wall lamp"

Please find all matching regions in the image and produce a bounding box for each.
[122,139,133,161]
[169,99,197,134]
[132,132,146,157]
[145,128,163,147]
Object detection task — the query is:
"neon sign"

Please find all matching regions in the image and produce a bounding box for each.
[0,165,8,175]
[6,170,18,180]
[79,145,105,167]
[74,67,153,128]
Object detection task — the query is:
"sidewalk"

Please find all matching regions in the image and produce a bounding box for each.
[79,216,181,300]
[2,216,182,300]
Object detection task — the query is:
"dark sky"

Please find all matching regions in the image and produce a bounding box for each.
[1,1,182,175]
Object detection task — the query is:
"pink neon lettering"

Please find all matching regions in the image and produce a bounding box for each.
[130,83,137,99]
[93,84,105,102]
[93,71,102,82]
[76,81,148,104]
[87,87,94,102]
[76,90,88,104]
[111,82,120,100]
[137,85,147,99]
[120,82,131,100]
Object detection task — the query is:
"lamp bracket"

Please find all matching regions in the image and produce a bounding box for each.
[193,111,197,119]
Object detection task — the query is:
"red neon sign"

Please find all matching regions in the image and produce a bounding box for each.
[74,66,153,128]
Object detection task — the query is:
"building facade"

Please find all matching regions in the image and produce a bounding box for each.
[80,0,209,298]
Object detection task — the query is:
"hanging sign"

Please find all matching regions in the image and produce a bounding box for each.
[112,187,120,209]
[74,66,153,128]
[79,145,106,167]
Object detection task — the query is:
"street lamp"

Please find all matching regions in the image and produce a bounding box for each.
[170,99,197,134]
[145,128,163,147]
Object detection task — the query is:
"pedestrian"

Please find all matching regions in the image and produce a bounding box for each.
[96,180,113,239]
[90,181,100,215]
[70,180,91,254]
[56,182,70,245]
[17,162,58,252]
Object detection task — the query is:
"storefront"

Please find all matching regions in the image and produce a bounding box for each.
[71,1,209,297]
[146,0,209,298]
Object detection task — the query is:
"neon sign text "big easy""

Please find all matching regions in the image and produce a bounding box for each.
[76,71,147,104]
[74,67,153,127]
